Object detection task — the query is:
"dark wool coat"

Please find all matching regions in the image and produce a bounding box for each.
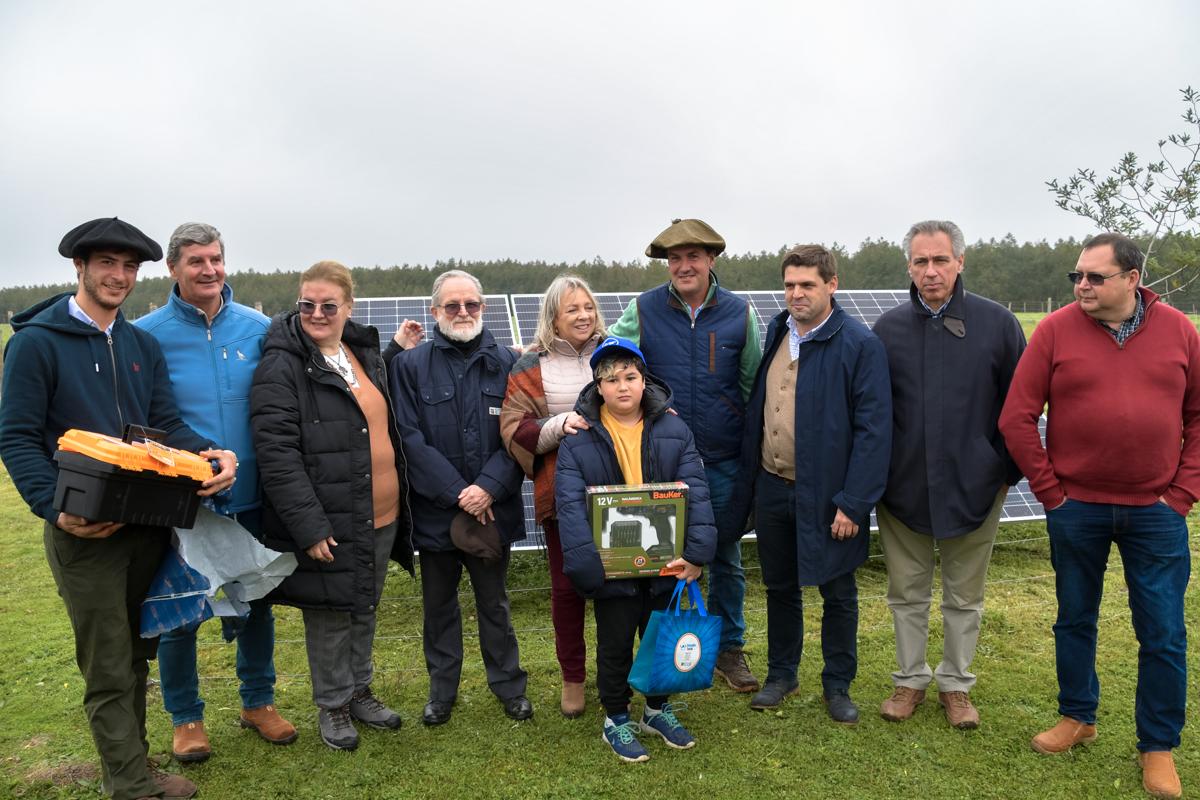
[388,327,526,552]
[555,375,717,600]
[250,313,413,613]
[872,277,1026,539]
[731,302,893,585]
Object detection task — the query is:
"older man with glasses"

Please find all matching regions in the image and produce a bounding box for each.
[1000,232,1199,800]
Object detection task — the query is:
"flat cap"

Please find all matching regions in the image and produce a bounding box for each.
[645,218,725,259]
[58,217,163,262]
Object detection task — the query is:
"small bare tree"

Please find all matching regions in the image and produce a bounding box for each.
[1047,86,1200,299]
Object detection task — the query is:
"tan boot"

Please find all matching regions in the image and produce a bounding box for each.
[240,704,299,745]
[560,681,585,719]
[938,691,980,729]
[1030,716,1097,754]
[1140,751,1182,799]
[880,686,925,722]
[171,721,211,764]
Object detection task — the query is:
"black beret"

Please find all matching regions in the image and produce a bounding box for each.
[646,218,726,259]
[58,217,163,263]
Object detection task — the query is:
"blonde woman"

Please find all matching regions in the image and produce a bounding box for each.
[500,275,606,717]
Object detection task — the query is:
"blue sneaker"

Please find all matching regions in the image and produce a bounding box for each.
[640,702,696,749]
[602,713,649,763]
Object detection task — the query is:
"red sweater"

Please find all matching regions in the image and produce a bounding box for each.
[999,288,1200,515]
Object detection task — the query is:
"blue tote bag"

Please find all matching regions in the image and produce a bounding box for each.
[628,579,723,696]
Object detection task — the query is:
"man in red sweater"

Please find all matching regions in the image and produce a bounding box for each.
[999,233,1199,800]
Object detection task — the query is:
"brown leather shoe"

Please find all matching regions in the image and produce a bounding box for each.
[171,721,211,764]
[240,704,299,745]
[938,691,980,729]
[880,686,926,722]
[1030,716,1097,754]
[1140,751,1182,799]
[714,648,761,693]
[151,769,198,800]
[560,681,585,719]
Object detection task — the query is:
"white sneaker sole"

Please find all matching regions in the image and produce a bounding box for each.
[600,729,650,762]
[639,720,696,750]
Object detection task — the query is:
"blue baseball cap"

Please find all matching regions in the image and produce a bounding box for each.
[589,335,646,371]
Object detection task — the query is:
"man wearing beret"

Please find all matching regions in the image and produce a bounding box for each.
[609,218,764,692]
[0,217,237,800]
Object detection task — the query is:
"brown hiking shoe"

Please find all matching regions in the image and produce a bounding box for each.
[714,648,760,693]
[1140,751,1182,799]
[1030,716,1097,754]
[240,704,299,745]
[561,681,585,718]
[880,686,926,722]
[938,691,980,729]
[171,721,211,764]
[151,768,197,799]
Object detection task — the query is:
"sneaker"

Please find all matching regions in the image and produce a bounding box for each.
[350,687,402,729]
[824,688,860,725]
[239,704,299,744]
[714,648,761,693]
[1140,750,1182,799]
[602,713,649,763]
[171,721,211,764]
[749,678,800,711]
[318,705,359,751]
[880,686,926,722]
[640,703,696,750]
[1030,716,1097,754]
[938,691,980,729]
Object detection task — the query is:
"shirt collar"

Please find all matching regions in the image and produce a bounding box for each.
[68,296,114,335]
[785,307,835,358]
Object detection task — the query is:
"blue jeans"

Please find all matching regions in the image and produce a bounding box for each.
[703,459,746,652]
[1046,499,1190,752]
[158,597,278,725]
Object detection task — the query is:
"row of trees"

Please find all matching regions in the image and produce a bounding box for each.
[3,232,1199,321]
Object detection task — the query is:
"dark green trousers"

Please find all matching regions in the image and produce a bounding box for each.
[44,522,168,800]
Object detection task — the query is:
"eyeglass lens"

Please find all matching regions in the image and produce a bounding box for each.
[1067,271,1123,285]
[297,300,340,315]
[442,301,482,316]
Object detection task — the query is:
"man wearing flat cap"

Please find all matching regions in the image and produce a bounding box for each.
[609,218,764,692]
[0,217,238,800]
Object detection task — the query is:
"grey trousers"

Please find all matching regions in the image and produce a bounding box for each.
[876,489,1006,694]
[301,521,397,709]
[419,547,528,703]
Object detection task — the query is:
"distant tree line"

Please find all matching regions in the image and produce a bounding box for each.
[4,233,1199,321]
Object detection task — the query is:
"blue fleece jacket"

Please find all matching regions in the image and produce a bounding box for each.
[135,284,270,514]
[0,292,214,524]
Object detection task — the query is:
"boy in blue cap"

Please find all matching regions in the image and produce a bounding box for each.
[554,336,716,762]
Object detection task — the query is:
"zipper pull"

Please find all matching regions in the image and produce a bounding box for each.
[207,327,212,341]
[222,347,228,360]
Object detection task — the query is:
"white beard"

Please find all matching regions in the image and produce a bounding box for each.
[438,314,484,342]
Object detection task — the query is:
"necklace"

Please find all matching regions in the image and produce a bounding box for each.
[324,344,359,388]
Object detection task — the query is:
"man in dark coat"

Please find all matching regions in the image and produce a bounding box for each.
[730,245,892,721]
[389,269,532,726]
[872,219,1026,730]
[0,217,237,800]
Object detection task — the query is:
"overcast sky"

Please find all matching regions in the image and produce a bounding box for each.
[1,0,1197,289]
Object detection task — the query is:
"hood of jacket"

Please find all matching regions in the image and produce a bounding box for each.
[11,292,117,337]
[573,371,674,422]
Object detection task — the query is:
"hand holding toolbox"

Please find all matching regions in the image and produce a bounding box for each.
[53,426,216,528]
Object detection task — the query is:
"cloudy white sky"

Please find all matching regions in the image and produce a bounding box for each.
[1,0,1197,288]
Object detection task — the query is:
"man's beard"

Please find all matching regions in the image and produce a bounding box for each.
[438,314,484,342]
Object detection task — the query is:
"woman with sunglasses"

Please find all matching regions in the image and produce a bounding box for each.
[499,274,607,718]
[250,261,413,751]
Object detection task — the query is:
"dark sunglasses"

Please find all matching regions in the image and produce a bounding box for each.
[438,301,483,317]
[296,300,343,316]
[1067,269,1130,286]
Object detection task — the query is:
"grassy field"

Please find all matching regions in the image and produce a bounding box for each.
[1,463,1198,800]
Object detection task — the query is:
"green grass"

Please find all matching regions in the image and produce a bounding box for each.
[1,464,1197,799]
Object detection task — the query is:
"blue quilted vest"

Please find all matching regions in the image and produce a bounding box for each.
[635,282,749,462]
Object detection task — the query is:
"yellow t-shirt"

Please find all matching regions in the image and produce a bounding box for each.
[600,405,644,484]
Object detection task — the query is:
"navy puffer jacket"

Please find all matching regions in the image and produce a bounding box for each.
[555,374,716,599]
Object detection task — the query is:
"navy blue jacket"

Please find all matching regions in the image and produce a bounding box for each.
[872,278,1026,539]
[633,282,751,463]
[731,302,892,585]
[389,328,526,552]
[555,375,717,599]
[0,292,214,524]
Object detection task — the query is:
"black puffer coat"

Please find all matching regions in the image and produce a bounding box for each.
[251,312,413,613]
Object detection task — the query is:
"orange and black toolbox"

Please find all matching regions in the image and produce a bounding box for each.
[53,428,215,528]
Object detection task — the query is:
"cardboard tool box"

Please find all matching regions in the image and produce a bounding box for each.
[53,427,214,528]
[586,481,687,580]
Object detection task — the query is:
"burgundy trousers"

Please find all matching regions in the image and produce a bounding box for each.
[543,518,587,683]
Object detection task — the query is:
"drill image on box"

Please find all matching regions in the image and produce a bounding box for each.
[587,482,687,579]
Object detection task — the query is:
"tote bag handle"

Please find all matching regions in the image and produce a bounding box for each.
[669,578,709,617]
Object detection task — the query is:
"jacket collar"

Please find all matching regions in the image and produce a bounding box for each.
[766,299,846,353]
[908,274,966,321]
[166,282,233,326]
[547,333,600,358]
[666,270,722,312]
[574,372,673,422]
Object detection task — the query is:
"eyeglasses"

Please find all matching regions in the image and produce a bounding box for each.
[296,300,343,316]
[437,301,483,317]
[1067,269,1130,286]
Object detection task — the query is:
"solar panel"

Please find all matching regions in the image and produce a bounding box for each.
[354,295,517,350]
